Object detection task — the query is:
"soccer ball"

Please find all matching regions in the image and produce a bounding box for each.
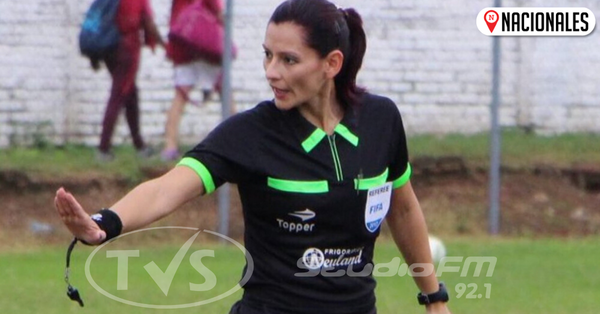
[428,235,447,263]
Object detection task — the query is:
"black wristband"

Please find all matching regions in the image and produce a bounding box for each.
[417,282,449,305]
[89,208,123,243]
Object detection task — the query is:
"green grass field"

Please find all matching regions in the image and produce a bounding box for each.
[1,237,598,314]
[409,129,600,168]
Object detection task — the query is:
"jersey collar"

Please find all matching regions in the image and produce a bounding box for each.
[281,103,360,153]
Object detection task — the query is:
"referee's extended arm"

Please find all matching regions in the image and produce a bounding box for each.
[54,166,205,244]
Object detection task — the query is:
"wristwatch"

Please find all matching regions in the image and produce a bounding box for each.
[417,282,449,305]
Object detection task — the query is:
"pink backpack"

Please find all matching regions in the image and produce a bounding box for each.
[168,1,236,64]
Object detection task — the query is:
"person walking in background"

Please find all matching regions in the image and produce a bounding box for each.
[95,0,164,162]
[161,0,231,162]
[55,0,451,313]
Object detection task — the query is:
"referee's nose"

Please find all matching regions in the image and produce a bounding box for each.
[264,58,282,82]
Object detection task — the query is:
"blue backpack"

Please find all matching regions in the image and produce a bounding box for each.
[79,0,121,59]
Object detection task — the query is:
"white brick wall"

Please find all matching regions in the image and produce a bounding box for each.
[1,0,600,148]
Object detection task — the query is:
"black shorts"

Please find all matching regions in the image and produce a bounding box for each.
[228,301,377,314]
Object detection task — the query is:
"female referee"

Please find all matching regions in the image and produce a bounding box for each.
[55,0,452,313]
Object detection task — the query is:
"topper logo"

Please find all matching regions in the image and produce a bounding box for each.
[288,209,316,221]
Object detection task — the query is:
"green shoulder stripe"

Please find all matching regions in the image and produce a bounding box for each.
[177,157,216,194]
[392,163,412,189]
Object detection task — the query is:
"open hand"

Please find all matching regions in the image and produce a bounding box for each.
[54,187,106,245]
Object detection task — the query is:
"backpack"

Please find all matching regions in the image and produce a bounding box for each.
[168,1,237,64]
[79,0,121,59]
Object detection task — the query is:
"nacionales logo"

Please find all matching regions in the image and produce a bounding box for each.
[477,7,595,36]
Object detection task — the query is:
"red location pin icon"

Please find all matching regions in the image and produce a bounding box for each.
[484,10,499,33]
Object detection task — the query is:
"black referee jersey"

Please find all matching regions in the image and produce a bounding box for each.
[179,93,412,314]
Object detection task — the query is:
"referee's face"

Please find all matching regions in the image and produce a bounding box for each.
[263,22,330,110]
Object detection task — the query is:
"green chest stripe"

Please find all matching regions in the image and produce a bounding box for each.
[354,168,389,190]
[267,177,329,193]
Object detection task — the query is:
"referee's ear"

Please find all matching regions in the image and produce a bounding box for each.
[324,49,344,79]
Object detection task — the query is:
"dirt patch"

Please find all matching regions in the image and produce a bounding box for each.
[413,167,600,237]
[1,158,599,249]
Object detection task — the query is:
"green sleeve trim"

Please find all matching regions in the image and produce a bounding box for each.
[392,163,412,189]
[267,177,329,193]
[177,157,216,194]
[354,168,389,190]
[301,128,327,153]
[334,124,359,147]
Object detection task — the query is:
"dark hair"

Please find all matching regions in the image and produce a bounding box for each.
[269,0,367,109]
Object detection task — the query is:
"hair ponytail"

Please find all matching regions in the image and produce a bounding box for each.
[335,8,366,109]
